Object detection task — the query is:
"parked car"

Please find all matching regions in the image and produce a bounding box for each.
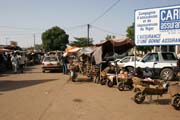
[123,52,179,80]
[103,51,134,61]
[111,56,141,67]
[42,55,62,72]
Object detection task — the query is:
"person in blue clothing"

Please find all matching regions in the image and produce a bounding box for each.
[62,55,68,74]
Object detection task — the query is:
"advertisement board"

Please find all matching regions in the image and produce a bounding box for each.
[135,5,180,46]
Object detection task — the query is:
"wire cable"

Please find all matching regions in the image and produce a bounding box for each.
[91,25,125,36]
[63,24,86,30]
[90,0,121,24]
[0,25,44,31]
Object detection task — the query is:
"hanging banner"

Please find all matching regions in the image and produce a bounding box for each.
[135,5,180,46]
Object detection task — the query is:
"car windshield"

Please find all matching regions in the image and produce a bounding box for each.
[44,56,58,62]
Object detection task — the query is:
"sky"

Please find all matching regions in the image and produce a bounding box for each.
[0,0,180,48]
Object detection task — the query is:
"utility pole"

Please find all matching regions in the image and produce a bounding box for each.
[34,33,36,49]
[87,24,90,46]
[5,37,8,45]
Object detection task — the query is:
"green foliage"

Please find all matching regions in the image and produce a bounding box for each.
[105,35,116,40]
[126,23,153,53]
[126,23,134,41]
[70,37,93,47]
[34,44,43,50]
[42,26,69,51]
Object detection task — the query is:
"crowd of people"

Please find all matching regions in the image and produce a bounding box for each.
[0,52,27,73]
[10,52,26,73]
[0,51,43,74]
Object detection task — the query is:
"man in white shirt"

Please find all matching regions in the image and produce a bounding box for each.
[18,53,26,73]
[11,54,18,73]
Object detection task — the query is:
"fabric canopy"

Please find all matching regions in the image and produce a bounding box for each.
[63,46,81,56]
[0,48,12,53]
[92,38,134,64]
[78,46,95,57]
[92,46,102,64]
[96,38,134,58]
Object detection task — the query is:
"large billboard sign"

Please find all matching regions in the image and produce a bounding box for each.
[135,5,180,46]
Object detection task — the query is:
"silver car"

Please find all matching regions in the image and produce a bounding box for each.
[42,55,62,72]
[111,56,141,68]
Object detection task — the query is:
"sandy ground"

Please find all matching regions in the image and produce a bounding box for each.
[0,65,179,120]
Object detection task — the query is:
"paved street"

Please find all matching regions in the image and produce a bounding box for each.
[0,65,179,120]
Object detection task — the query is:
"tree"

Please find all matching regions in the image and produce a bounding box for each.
[126,23,153,53]
[42,26,69,51]
[126,23,134,41]
[105,35,116,40]
[70,37,93,47]
[34,44,43,50]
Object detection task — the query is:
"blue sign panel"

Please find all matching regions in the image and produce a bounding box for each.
[160,8,180,30]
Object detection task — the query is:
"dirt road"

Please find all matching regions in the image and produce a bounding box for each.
[0,65,179,120]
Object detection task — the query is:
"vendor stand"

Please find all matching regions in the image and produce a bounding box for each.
[92,38,134,85]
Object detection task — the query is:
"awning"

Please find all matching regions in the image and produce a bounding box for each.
[0,48,12,53]
[96,38,134,58]
[63,46,81,56]
[78,46,95,57]
[92,38,134,64]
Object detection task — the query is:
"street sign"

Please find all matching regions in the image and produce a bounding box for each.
[135,5,180,46]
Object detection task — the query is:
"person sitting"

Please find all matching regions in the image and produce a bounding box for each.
[143,67,153,78]
[134,67,143,78]
[118,68,128,79]
[102,63,116,74]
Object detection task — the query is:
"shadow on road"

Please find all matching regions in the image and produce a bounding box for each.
[0,79,57,92]
[0,66,38,76]
[154,99,171,105]
[0,74,9,77]
[76,78,93,83]
[24,66,37,71]
[138,99,171,105]
[73,98,83,103]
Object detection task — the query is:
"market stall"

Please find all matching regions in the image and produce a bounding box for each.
[92,38,134,83]
[93,38,134,64]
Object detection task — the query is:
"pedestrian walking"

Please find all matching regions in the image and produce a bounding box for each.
[62,54,68,74]
[18,53,26,73]
[11,53,18,73]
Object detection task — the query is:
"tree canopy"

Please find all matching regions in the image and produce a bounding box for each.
[105,35,116,40]
[42,26,69,51]
[126,23,153,53]
[70,37,93,47]
[126,23,134,41]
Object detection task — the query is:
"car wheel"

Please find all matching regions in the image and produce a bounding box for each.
[160,68,174,81]
[42,70,45,73]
